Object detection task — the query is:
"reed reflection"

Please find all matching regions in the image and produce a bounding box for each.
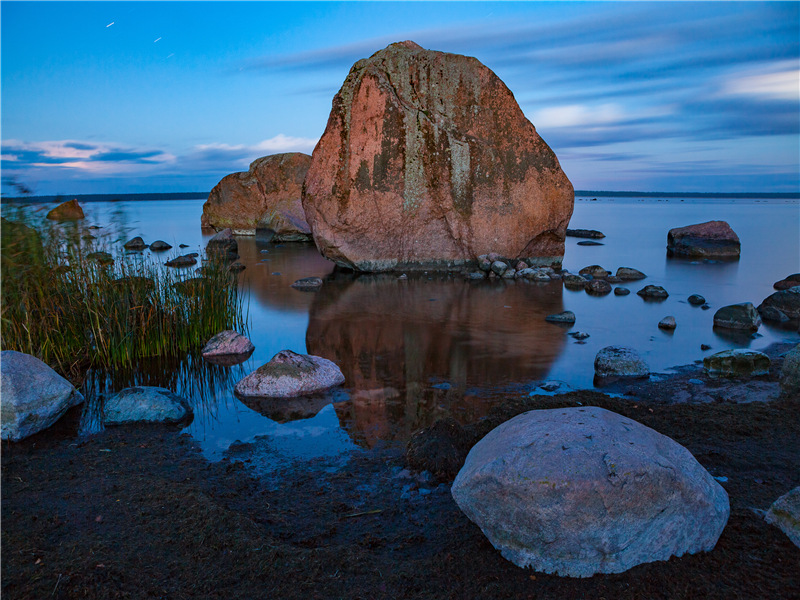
[306,272,568,447]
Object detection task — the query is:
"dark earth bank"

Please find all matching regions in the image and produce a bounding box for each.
[3,353,799,600]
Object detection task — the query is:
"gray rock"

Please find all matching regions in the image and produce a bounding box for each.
[123,236,148,250]
[595,346,649,379]
[103,387,191,424]
[539,381,561,392]
[202,330,255,364]
[490,261,508,276]
[501,268,516,279]
[451,407,730,577]
[759,306,789,323]
[586,279,612,295]
[713,302,761,330]
[658,316,677,330]
[477,256,492,272]
[637,285,669,299]
[765,486,800,548]
[563,273,588,289]
[566,228,605,239]
[688,294,706,306]
[703,349,770,378]
[616,267,647,281]
[1,350,84,441]
[234,350,345,398]
[466,271,486,280]
[291,276,323,291]
[545,311,576,324]
[165,254,197,268]
[758,286,800,321]
[579,265,610,279]
[780,344,800,399]
[149,240,172,251]
[614,287,631,296]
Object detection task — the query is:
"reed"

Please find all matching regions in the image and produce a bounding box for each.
[1,207,247,385]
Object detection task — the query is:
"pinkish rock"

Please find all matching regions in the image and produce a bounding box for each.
[46,198,84,221]
[302,41,574,272]
[202,153,312,240]
[234,350,345,398]
[202,330,254,365]
[667,221,740,259]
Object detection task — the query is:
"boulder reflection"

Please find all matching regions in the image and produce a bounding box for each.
[306,272,567,447]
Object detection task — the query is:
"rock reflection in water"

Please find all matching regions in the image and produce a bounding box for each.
[235,393,335,424]
[306,272,567,447]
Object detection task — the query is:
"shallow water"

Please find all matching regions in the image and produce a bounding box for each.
[6,195,799,464]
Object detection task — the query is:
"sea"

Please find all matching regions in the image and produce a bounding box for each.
[5,194,799,467]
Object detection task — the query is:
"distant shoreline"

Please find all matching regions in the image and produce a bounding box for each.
[1,190,798,203]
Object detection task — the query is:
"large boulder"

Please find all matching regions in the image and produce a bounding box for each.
[666,220,740,259]
[103,387,192,425]
[594,346,649,379]
[45,198,84,221]
[302,41,574,272]
[758,286,800,321]
[201,153,312,239]
[765,486,800,548]
[234,350,345,398]
[713,302,761,330]
[1,350,84,441]
[780,344,800,398]
[703,349,770,378]
[451,407,730,577]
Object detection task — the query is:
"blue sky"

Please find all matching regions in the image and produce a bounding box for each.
[1,1,798,195]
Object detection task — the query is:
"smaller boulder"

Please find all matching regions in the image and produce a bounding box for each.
[234,350,345,398]
[123,236,148,251]
[46,199,84,221]
[637,285,669,300]
[595,346,649,379]
[103,387,192,425]
[713,303,761,331]
[563,273,588,289]
[586,279,612,295]
[202,330,255,365]
[579,265,610,278]
[765,486,800,549]
[291,276,323,291]
[667,221,740,259]
[774,274,800,291]
[491,261,508,276]
[149,240,172,251]
[703,349,770,378]
[779,344,800,399]
[758,287,800,321]
[545,311,576,324]
[658,316,677,330]
[616,267,647,281]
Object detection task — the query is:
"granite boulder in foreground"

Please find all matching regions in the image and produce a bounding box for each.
[1,350,84,441]
[103,387,192,425]
[451,407,730,577]
[766,486,800,549]
[202,153,312,240]
[666,220,740,259]
[234,350,345,398]
[302,41,574,272]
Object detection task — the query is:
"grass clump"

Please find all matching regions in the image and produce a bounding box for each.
[1,207,247,385]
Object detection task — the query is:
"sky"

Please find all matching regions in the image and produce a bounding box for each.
[1,1,798,196]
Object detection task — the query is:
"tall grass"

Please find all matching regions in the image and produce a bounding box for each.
[1,207,247,385]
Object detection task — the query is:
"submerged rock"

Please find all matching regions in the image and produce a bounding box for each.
[667,221,740,259]
[302,41,574,272]
[46,198,84,221]
[234,350,345,398]
[713,302,761,331]
[703,349,770,378]
[1,350,84,441]
[451,407,729,577]
[202,330,255,365]
[291,276,323,291]
[202,152,312,239]
[594,346,649,379]
[103,387,192,425]
[765,487,800,549]
[576,240,603,246]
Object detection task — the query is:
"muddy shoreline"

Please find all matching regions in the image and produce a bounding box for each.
[3,347,799,599]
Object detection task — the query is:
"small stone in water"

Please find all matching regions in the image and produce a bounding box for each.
[688,294,706,305]
[701,344,712,351]
[614,287,631,296]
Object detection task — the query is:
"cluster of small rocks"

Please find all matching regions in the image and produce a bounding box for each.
[465,253,563,282]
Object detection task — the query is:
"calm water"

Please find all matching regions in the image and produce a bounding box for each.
[7,196,800,464]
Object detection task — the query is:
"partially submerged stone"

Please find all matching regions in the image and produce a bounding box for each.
[149,240,172,251]
[202,330,255,365]
[165,254,197,268]
[1,350,84,441]
[103,387,192,425]
[234,350,345,398]
[291,276,323,291]
[302,41,574,272]
[202,152,312,239]
[616,267,646,280]
[773,274,800,291]
[206,228,239,262]
[579,265,609,279]
[758,286,800,321]
[766,486,800,549]
[667,220,740,259]
[637,285,669,299]
[688,294,706,306]
[703,349,770,378]
[46,198,84,221]
[594,346,649,379]
[713,302,761,331]
[562,273,588,289]
[658,316,677,330]
[585,279,612,295]
[451,407,729,577]
[123,236,148,251]
[566,228,604,239]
